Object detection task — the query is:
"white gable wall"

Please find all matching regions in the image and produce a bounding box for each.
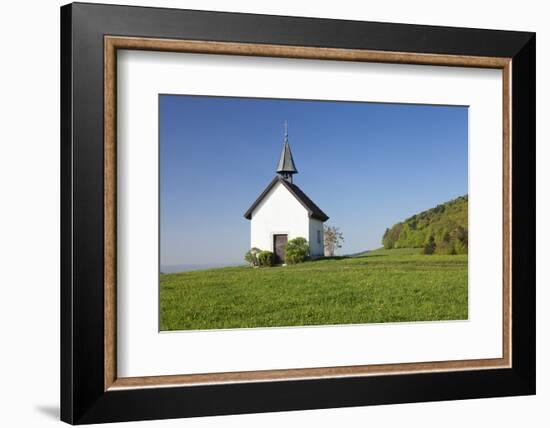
[250,181,310,253]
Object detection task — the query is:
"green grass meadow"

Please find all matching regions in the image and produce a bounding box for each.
[160,248,468,331]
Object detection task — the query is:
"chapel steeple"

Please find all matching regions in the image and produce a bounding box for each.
[276,121,298,183]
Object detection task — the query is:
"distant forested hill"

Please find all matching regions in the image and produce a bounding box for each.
[382,195,468,255]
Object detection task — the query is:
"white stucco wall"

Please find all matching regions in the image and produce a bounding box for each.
[308,218,325,257]
[250,181,310,253]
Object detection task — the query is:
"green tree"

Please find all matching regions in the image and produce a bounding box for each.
[381,195,468,255]
[257,251,274,267]
[244,247,261,267]
[423,236,436,255]
[382,223,402,249]
[285,237,309,264]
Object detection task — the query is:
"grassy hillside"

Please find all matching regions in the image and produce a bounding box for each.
[382,195,468,255]
[160,248,467,331]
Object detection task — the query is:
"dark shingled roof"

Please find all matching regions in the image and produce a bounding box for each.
[244,176,329,222]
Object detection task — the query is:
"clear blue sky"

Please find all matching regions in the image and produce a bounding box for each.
[160,95,468,267]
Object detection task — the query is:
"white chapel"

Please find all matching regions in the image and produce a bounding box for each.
[244,125,329,263]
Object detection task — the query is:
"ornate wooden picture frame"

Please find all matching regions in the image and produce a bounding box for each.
[61,2,535,424]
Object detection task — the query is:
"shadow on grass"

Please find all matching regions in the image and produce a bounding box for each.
[309,253,388,262]
[309,255,351,262]
[354,254,387,258]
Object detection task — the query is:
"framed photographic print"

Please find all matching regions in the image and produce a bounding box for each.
[60,2,535,424]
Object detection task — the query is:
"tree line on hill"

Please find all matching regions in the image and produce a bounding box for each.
[382,195,468,255]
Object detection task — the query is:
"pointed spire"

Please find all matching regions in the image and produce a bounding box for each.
[276,121,298,182]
